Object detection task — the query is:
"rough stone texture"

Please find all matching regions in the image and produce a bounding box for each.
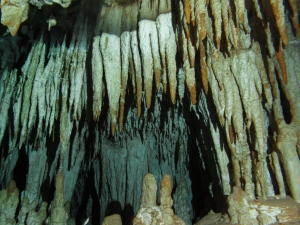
[102,214,122,225]
[133,174,185,225]
[0,0,300,224]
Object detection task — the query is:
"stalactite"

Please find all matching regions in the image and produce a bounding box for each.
[287,0,300,37]
[1,0,300,224]
[92,36,104,121]
[269,0,288,46]
[156,13,177,104]
[100,33,121,135]
[72,20,88,121]
[0,69,16,146]
[275,44,288,84]
[269,152,286,197]
[119,32,131,132]
[235,0,245,24]
[19,38,43,148]
[131,31,143,117]
[138,19,161,109]
[27,44,46,138]
[210,0,222,49]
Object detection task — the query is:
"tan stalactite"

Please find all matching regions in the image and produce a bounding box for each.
[199,39,208,95]
[131,31,143,117]
[287,0,300,37]
[235,0,245,24]
[275,45,288,84]
[180,1,196,104]
[228,5,239,49]
[269,0,288,46]
[270,41,300,203]
[183,0,191,24]
[210,0,222,49]
[221,0,230,49]
[195,0,207,41]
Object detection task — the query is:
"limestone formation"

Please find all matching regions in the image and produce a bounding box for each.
[0,0,300,224]
[133,174,185,225]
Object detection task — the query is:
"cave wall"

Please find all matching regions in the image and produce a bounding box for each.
[0,0,300,224]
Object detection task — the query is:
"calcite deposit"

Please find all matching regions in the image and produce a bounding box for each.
[0,0,300,224]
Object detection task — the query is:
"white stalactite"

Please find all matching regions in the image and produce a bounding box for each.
[28,43,46,138]
[156,13,177,104]
[0,69,17,146]
[73,21,88,121]
[119,31,131,132]
[138,20,160,109]
[92,36,103,121]
[100,33,121,135]
[19,38,43,148]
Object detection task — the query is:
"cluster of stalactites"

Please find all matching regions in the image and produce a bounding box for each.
[92,0,176,135]
[185,0,300,203]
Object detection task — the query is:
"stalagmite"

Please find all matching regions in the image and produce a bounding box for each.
[133,174,185,225]
[102,214,122,225]
[47,169,68,225]
[0,180,19,224]
[100,33,121,135]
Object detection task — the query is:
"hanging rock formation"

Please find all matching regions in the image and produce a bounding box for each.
[0,0,300,224]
